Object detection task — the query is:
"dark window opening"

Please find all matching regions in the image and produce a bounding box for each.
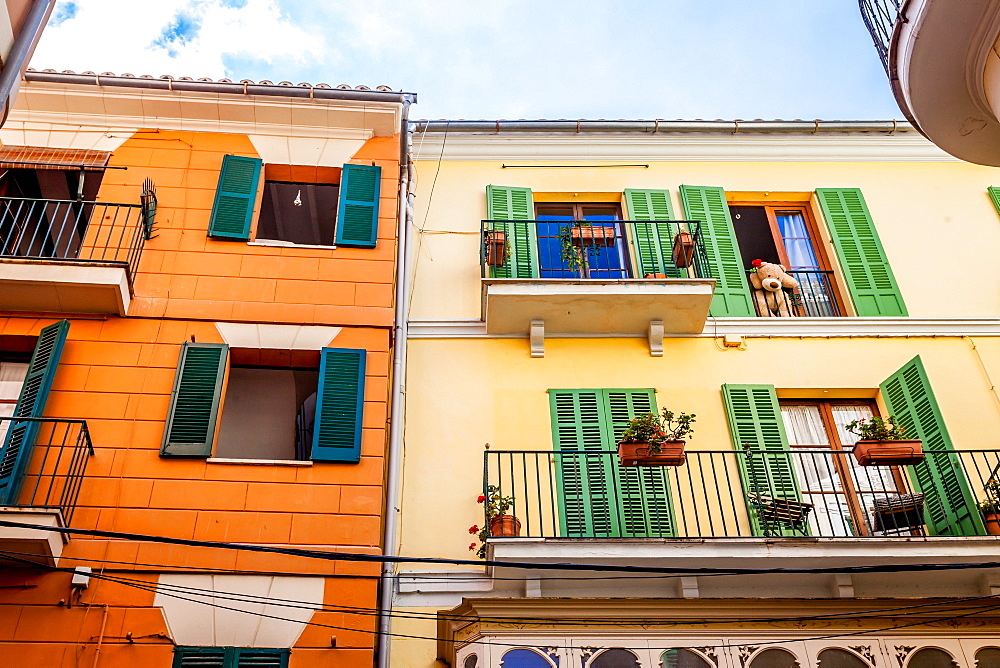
[731,205,780,269]
[215,364,319,461]
[257,181,340,246]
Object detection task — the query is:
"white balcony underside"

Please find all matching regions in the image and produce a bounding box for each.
[0,507,65,567]
[0,259,130,315]
[892,0,1000,165]
[483,279,716,336]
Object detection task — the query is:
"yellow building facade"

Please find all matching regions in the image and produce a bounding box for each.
[393,120,1000,668]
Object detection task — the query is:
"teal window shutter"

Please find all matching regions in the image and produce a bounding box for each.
[160,343,228,458]
[989,187,1000,218]
[721,384,804,537]
[311,347,366,463]
[881,356,984,536]
[208,155,262,240]
[174,647,290,668]
[550,388,675,538]
[486,185,538,278]
[815,188,907,316]
[624,189,684,278]
[679,185,754,316]
[335,164,382,248]
[0,320,70,505]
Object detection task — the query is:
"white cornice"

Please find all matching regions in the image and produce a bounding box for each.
[412,133,957,162]
[407,318,1000,338]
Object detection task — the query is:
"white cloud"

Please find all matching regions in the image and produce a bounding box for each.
[30,0,327,78]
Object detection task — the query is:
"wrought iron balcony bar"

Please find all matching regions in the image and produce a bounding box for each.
[747,269,842,317]
[859,0,903,76]
[484,448,1000,539]
[0,417,94,524]
[0,190,156,282]
[480,220,711,280]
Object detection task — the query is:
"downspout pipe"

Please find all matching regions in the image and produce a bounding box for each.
[413,119,913,134]
[379,94,415,668]
[0,0,55,127]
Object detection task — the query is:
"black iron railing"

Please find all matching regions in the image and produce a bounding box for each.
[0,417,94,524]
[859,0,903,75]
[484,448,1000,539]
[0,185,157,282]
[748,269,842,317]
[481,220,711,280]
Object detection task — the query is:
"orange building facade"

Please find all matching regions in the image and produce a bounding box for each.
[0,71,412,667]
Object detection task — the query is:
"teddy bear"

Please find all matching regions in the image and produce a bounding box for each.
[749,259,799,317]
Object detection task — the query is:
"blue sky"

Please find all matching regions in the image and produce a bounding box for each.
[31,0,901,121]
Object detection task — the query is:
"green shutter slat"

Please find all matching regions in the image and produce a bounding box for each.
[208,155,261,240]
[0,320,70,504]
[722,384,804,537]
[989,187,1000,218]
[335,164,382,248]
[486,185,538,278]
[173,648,289,668]
[816,188,906,316]
[160,343,228,458]
[551,389,675,538]
[881,356,983,536]
[624,189,683,278]
[311,347,366,463]
[679,185,754,316]
[173,647,228,668]
[235,649,290,668]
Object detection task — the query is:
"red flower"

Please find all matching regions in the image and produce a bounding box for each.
[751,259,763,268]
[477,495,486,503]
[468,525,479,534]
[468,542,477,551]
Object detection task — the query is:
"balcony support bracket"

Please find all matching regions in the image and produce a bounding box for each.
[530,319,544,358]
[648,319,664,357]
[831,573,854,598]
[525,576,542,598]
[980,573,1000,596]
[679,576,699,598]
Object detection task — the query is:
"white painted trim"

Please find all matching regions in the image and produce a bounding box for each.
[214,322,342,349]
[407,317,1000,338]
[411,133,957,162]
[206,458,312,467]
[248,239,337,251]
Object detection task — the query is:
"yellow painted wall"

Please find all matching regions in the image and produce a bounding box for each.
[410,159,1000,320]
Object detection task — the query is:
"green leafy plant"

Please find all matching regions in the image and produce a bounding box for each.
[468,485,515,559]
[845,416,907,441]
[619,409,696,454]
[557,223,605,276]
[979,479,1000,515]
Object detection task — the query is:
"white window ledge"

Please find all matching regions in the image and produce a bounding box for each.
[248,239,337,251]
[207,457,313,467]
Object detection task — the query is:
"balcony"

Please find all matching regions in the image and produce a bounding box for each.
[480,220,716,353]
[748,269,842,317]
[860,0,1000,165]
[0,418,94,566]
[0,185,156,315]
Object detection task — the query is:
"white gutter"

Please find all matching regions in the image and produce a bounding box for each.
[413,119,914,134]
[378,95,415,668]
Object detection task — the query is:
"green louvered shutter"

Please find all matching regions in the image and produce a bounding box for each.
[335,164,382,248]
[815,188,906,316]
[173,647,289,668]
[486,185,537,278]
[679,185,754,316]
[311,347,366,463]
[551,390,615,537]
[881,356,983,536]
[208,155,262,240]
[160,343,228,458]
[604,389,676,537]
[722,384,804,537]
[989,187,1000,218]
[0,320,70,504]
[233,649,290,667]
[625,189,683,278]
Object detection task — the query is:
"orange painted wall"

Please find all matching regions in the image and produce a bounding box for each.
[0,127,400,666]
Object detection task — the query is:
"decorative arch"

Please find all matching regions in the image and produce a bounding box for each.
[463,654,479,668]
[501,648,555,668]
[661,648,714,668]
[976,647,1000,668]
[817,648,872,668]
[589,648,641,668]
[747,648,799,668]
[906,648,959,668]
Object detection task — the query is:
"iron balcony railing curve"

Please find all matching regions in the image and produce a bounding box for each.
[859,0,903,76]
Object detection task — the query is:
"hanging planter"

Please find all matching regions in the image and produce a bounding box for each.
[485,230,507,267]
[570,225,616,247]
[978,480,1000,535]
[671,231,696,268]
[852,439,924,466]
[618,440,686,467]
[983,512,1000,536]
[489,514,521,537]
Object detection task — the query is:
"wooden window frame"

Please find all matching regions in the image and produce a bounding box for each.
[534,202,632,277]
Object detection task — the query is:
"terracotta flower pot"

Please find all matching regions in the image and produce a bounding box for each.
[485,230,507,267]
[672,231,696,268]
[852,439,924,466]
[983,512,1000,536]
[618,440,686,467]
[570,226,616,247]
[489,514,521,537]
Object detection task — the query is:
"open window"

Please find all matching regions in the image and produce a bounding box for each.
[534,202,630,278]
[255,165,341,247]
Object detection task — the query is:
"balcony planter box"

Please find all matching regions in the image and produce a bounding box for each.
[489,514,521,537]
[645,273,668,279]
[570,226,616,247]
[618,440,686,467]
[485,230,507,267]
[852,439,924,466]
[672,232,696,268]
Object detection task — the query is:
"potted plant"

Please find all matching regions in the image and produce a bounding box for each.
[671,231,696,268]
[468,485,519,559]
[979,480,1000,536]
[558,223,609,277]
[846,416,924,466]
[485,229,508,267]
[618,409,696,467]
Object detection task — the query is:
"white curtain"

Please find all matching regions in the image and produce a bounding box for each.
[0,362,27,402]
[781,404,829,446]
[776,212,819,270]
